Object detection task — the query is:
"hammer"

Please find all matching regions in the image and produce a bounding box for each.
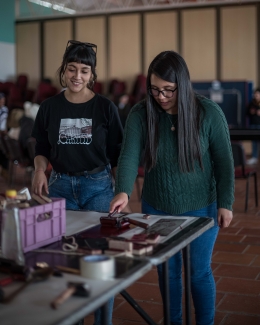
[50,281,90,309]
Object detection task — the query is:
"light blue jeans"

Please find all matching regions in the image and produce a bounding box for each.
[49,166,114,325]
[142,200,219,325]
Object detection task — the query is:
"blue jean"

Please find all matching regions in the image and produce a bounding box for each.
[249,125,260,159]
[142,200,219,325]
[49,166,114,325]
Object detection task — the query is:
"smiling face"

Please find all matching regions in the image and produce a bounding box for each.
[64,62,93,94]
[150,74,178,114]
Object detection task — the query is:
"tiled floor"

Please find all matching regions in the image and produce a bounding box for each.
[2,164,260,325]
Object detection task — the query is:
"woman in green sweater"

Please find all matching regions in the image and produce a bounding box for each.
[110,51,234,325]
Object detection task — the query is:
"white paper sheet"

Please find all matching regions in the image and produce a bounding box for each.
[66,210,103,236]
[66,210,198,243]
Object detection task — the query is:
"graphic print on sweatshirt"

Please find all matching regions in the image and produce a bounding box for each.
[57,118,92,145]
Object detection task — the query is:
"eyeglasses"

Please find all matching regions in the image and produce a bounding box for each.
[149,87,178,98]
[66,40,97,55]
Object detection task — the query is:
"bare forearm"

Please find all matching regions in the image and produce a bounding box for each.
[34,155,49,172]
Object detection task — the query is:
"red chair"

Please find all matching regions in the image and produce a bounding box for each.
[108,79,126,100]
[24,89,35,102]
[7,85,25,109]
[231,142,258,212]
[131,74,147,105]
[2,81,15,99]
[33,82,58,104]
[93,81,103,94]
[16,74,28,93]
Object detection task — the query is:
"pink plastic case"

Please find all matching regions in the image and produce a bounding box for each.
[18,198,66,253]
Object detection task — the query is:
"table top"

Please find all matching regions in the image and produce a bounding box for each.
[65,211,214,265]
[0,256,151,325]
[229,127,260,140]
[0,211,214,325]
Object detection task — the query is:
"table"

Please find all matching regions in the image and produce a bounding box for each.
[65,211,214,325]
[112,214,214,325]
[0,211,214,325]
[0,254,151,325]
[229,127,260,140]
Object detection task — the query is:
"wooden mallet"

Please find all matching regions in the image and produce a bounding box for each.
[50,281,90,309]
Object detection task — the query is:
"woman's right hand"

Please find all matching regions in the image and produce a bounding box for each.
[32,170,49,197]
[110,192,129,213]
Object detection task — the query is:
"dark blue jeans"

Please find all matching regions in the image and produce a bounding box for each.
[249,124,260,158]
[142,200,219,325]
[49,166,114,325]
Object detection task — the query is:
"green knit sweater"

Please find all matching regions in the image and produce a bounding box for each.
[115,96,235,214]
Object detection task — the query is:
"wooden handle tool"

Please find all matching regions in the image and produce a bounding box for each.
[50,281,90,309]
[123,217,149,230]
[41,195,52,203]
[31,193,52,205]
[51,286,77,309]
[31,193,47,205]
[54,265,80,275]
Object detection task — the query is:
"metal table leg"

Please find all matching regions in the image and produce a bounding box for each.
[183,245,192,325]
[162,260,170,325]
[120,290,157,325]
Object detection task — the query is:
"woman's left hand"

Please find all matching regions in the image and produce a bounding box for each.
[218,208,233,228]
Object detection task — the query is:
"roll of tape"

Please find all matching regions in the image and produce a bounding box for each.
[80,255,115,280]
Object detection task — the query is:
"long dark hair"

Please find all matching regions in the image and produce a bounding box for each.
[144,50,203,173]
[57,41,97,90]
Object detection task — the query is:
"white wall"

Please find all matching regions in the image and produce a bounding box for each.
[0,42,16,81]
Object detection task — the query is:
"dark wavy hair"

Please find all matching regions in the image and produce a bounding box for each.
[57,42,97,90]
[144,50,203,173]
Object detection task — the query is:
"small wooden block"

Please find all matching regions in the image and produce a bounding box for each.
[108,240,133,251]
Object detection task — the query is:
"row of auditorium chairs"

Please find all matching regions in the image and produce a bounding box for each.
[0,76,59,110]
[107,74,147,105]
[0,73,147,111]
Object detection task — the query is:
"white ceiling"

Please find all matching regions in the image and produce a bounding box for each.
[19,0,257,19]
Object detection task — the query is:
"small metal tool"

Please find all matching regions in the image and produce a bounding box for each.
[100,209,149,230]
[1,267,53,304]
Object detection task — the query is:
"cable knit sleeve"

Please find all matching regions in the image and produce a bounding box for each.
[201,97,235,210]
[115,103,146,196]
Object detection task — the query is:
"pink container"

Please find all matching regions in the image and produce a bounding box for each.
[18,198,66,253]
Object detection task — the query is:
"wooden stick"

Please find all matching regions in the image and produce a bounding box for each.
[18,203,30,209]
[124,217,149,230]
[31,193,47,205]
[41,195,52,203]
[54,265,80,275]
[50,286,76,309]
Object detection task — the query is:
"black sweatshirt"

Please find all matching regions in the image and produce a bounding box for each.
[32,91,123,173]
